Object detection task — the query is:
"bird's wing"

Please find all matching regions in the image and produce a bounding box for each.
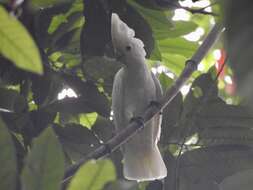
[151,72,163,143]
[152,72,163,100]
[112,68,126,132]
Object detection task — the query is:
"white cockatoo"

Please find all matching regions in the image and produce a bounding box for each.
[111,13,167,181]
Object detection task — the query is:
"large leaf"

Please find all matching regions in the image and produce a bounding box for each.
[128,0,173,40]
[48,0,83,34]
[0,56,27,85]
[68,159,116,190]
[80,0,111,57]
[31,0,72,8]
[34,2,73,49]
[0,6,43,74]
[0,117,17,190]
[31,68,64,107]
[160,92,183,145]
[175,73,218,140]
[198,127,253,147]
[53,124,100,162]
[128,1,197,39]
[21,127,64,190]
[196,103,253,129]
[82,56,121,86]
[159,37,198,58]
[162,53,187,75]
[92,116,114,142]
[179,145,253,188]
[62,77,110,117]
[0,88,26,113]
[196,102,253,146]
[219,169,253,190]
[44,97,94,114]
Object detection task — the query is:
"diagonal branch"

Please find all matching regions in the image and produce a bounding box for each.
[62,23,223,185]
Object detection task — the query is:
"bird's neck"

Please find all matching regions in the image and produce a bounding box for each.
[124,60,151,81]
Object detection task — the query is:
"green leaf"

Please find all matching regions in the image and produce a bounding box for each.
[128,0,173,40]
[128,0,198,40]
[0,88,26,113]
[79,112,98,129]
[83,56,121,85]
[150,40,162,60]
[53,124,100,162]
[48,14,68,34]
[167,21,198,38]
[68,159,116,190]
[197,103,253,129]
[158,72,174,92]
[0,6,43,74]
[21,127,64,190]
[48,0,83,34]
[159,37,198,58]
[31,0,70,8]
[92,116,115,142]
[180,146,253,185]
[0,117,17,190]
[162,53,187,75]
[154,21,198,40]
[161,93,183,145]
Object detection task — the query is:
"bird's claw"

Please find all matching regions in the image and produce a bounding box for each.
[149,100,162,115]
[102,142,112,154]
[130,116,145,130]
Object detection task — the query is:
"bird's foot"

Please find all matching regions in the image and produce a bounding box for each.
[102,142,112,154]
[130,116,145,130]
[149,100,162,115]
[185,59,198,70]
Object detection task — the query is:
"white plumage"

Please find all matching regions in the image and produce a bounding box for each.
[111,13,167,181]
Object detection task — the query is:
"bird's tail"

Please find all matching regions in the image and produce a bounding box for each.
[123,145,167,181]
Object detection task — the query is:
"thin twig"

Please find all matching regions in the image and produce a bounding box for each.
[61,23,223,186]
[170,2,219,16]
[182,6,218,16]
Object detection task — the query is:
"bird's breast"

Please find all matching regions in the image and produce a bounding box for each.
[124,77,156,118]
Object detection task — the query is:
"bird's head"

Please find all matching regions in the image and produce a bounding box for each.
[111,13,146,65]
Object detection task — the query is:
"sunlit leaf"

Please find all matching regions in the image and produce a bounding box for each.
[0,6,43,74]
[68,159,116,190]
[21,127,64,190]
[162,53,187,75]
[79,112,98,129]
[159,37,198,58]
[48,0,84,34]
[128,0,173,40]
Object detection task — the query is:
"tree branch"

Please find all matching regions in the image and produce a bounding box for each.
[61,23,223,185]
[169,2,219,16]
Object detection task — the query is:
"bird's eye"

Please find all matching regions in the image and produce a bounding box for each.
[125,45,131,51]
